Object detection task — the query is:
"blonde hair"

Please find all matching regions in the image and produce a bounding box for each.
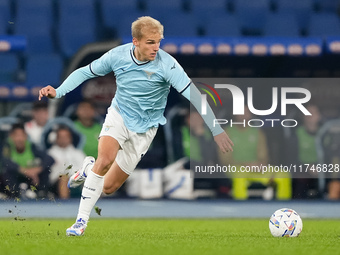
[131,16,164,40]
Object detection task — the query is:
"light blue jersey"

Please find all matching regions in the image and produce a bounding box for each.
[90,43,190,133]
[55,43,223,136]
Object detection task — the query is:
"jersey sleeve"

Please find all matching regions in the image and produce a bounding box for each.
[164,57,191,93]
[55,66,96,98]
[89,48,118,76]
[55,48,118,98]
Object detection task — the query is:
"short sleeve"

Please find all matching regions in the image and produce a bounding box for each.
[164,57,191,93]
[90,49,117,76]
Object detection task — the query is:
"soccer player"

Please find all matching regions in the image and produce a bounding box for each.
[39,16,233,236]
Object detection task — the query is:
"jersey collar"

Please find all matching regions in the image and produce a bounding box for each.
[130,45,150,66]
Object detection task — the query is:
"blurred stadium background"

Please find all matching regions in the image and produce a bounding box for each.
[1,0,340,209]
[2,0,340,102]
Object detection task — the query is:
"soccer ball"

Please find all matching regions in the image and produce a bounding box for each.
[269,208,303,237]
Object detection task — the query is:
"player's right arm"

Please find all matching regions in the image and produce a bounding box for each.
[39,85,56,100]
[38,65,98,100]
[39,49,115,101]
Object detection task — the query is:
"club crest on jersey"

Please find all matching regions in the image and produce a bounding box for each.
[104,125,113,131]
[144,70,155,79]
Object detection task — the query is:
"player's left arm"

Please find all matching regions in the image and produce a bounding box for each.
[181,83,234,153]
[165,57,233,153]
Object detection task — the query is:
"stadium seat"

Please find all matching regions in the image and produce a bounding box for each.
[16,0,53,19]
[158,12,198,37]
[58,23,97,58]
[276,0,313,12]
[114,10,148,38]
[14,0,54,53]
[191,0,227,13]
[275,0,313,32]
[14,1,53,34]
[115,8,197,37]
[263,14,300,37]
[190,0,228,27]
[0,21,6,36]
[25,54,63,86]
[14,16,54,54]
[0,0,10,34]
[58,0,96,29]
[0,53,19,83]
[203,14,241,37]
[59,0,95,19]
[308,13,340,37]
[115,10,198,38]
[99,0,139,31]
[57,0,97,57]
[26,33,55,55]
[315,0,340,13]
[144,0,183,13]
[234,0,271,35]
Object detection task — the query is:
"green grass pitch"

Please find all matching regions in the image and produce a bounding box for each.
[0,219,339,255]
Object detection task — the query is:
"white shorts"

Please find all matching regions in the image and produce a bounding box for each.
[99,107,157,175]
